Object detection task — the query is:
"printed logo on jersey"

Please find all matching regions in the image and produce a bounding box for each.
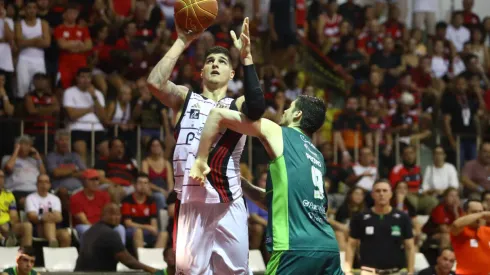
[215,101,228,109]
[186,133,195,144]
[391,225,401,236]
[190,109,200,119]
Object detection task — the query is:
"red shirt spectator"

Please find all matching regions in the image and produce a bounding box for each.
[54,5,92,88]
[384,19,405,40]
[121,194,157,225]
[296,0,307,28]
[357,32,384,56]
[389,164,422,192]
[110,0,134,18]
[70,189,110,226]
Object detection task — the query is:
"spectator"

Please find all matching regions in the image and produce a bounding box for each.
[132,1,156,44]
[132,78,171,144]
[46,129,85,193]
[423,187,463,249]
[450,200,490,275]
[467,27,489,71]
[63,68,107,165]
[283,70,301,101]
[96,137,138,203]
[108,0,135,21]
[446,12,470,53]
[155,247,175,275]
[141,138,173,211]
[344,179,415,275]
[106,85,135,153]
[390,145,438,214]
[70,169,125,245]
[89,23,111,94]
[0,72,14,158]
[482,191,490,210]
[384,5,406,42]
[412,0,438,36]
[0,0,14,99]
[333,96,372,164]
[0,247,39,275]
[115,21,136,51]
[357,19,384,57]
[418,247,456,275]
[358,70,386,110]
[459,0,480,30]
[14,0,50,99]
[1,135,46,209]
[330,186,365,252]
[317,0,343,53]
[345,147,378,192]
[121,174,167,253]
[24,73,59,154]
[441,75,479,167]
[268,0,298,68]
[75,203,156,273]
[0,73,13,117]
[461,142,490,196]
[246,171,268,251]
[370,36,404,90]
[421,146,459,196]
[207,7,233,49]
[332,35,366,80]
[392,181,423,245]
[0,170,32,247]
[429,22,457,59]
[431,40,452,79]
[25,174,71,247]
[338,0,362,26]
[54,3,93,89]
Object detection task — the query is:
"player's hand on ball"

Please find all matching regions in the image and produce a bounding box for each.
[190,158,211,186]
[176,24,202,48]
[231,17,251,63]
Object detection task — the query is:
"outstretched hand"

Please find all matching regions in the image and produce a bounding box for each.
[190,158,211,186]
[231,17,252,63]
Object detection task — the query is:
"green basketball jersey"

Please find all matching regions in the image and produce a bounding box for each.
[2,267,37,275]
[265,127,339,252]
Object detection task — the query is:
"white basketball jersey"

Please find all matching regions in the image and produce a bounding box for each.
[173,92,245,204]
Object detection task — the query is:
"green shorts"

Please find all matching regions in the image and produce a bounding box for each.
[265,250,344,275]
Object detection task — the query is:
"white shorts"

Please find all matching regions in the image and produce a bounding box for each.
[175,198,249,275]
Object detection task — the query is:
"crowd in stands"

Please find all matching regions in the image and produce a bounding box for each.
[0,0,489,274]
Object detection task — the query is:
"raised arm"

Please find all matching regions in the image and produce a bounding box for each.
[451,211,490,236]
[190,108,282,184]
[147,27,201,113]
[232,18,266,120]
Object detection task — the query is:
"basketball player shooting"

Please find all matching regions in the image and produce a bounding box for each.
[147,17,265,275]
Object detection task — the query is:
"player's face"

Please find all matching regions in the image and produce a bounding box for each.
[202,53,235,87]
[279,100,299,127]
[17,255,35,273]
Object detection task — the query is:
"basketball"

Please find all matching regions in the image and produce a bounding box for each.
[174,0,218,33]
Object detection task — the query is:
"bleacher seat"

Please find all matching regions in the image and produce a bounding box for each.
[415,252,429,272]
[137,248,167,270]
[249,249,266,274]
[0,247,20,270]
[43,247,78,272]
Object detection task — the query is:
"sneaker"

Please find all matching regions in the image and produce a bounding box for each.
[5,233,17,247]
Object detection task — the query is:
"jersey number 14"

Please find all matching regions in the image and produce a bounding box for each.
[311,166,325,200]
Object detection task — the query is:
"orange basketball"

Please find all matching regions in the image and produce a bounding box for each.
[174,0,218,33]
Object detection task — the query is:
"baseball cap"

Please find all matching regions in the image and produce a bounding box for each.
[82,169,99,180]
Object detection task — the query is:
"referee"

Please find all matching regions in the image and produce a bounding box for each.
[344,179,415,275]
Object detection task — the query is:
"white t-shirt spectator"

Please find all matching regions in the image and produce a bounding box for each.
[413,0,438,12]
[431,56,449,78]
[446,25,470,52]
[25,192,62,217]
[63,86,105,131]
[350,163,378,191]
[1,156,40,192]
[421,163,459,192]
[0,18,14,72]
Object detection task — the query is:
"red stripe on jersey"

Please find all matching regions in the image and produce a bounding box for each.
[210,146,229,202]
[172,199,180,252]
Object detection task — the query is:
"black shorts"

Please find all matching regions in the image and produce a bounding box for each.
[71,130,107,147]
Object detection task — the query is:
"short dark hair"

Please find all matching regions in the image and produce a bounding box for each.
[204,46,232,65]
[146,137,165,154]
[436,21,448,30]
[293,95,326,135]
[463,199,481,212]
[109,137,124,149]
[372,179,392,189]
[18,246,36,257]
[76,67,92,76]
[64,2,80,11]
[136,173,149,182]
[438,246,453,256]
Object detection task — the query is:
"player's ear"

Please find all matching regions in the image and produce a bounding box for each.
[200,68,203,79]
[293,110,302,121]
[230,69,235,80]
